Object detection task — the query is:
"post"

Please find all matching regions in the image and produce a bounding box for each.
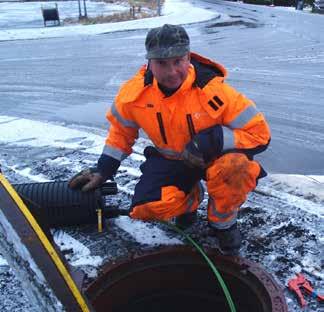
[77,0,82,19]
[157,0,161,16]
[83,0,88,18]
[296,0,304,10]
[55,3,60,26]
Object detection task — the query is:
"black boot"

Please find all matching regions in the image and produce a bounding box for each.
[175,211,198,230]
[175,182,204,230]
[212,223,242,255]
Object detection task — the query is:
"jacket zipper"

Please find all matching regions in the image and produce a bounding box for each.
[156,112,168,144]
[186,114,196,139]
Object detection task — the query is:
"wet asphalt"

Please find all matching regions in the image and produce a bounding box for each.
[1,0,324,174]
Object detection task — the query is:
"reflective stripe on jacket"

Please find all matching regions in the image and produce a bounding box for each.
[103,52,271,161]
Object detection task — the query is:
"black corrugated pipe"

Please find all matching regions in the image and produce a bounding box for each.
[13,181,121,227]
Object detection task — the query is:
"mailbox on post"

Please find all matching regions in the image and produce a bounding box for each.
[41,3,60,27]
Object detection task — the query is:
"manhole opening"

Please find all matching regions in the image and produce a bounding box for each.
[85,248,287,312]
[114,265,267,312]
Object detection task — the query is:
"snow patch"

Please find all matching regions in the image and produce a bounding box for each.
[0,256,8,266]
[269,174,324,202]
[258,185,324,218]
[8,166,51,182]
[130,153,146,162]
[0,209,64,310]
[0,0,219,41]
[0,209,46,283]
[0,115,104,155]
[46,156,73,166]
[114,216,183,245]
[52,230,103,268]
[118,165,141,178]
[0,0,128,30]
[301,257,324,279]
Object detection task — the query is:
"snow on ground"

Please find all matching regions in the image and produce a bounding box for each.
[272,4,313,13]
[52,229,103,277]
[0,257,8,266]
[268,174,324,203]
[0,0,315,42]
[0,115,104,155]
[1,115,323,208]
[0,115,323,311]
[115,216,183,245]
[0,0,219,41]
[52,230,103,267]
[0,0,128,30]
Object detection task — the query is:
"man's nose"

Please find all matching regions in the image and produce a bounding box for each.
[166,64,177,75]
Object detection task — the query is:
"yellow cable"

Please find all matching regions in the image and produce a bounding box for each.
[0,174,90,312]
[97,209,103,233]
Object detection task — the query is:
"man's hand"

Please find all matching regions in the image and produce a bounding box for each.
[182,139,206,169]
[68,168,105,192]
[182,125,224,168]
[69,153,121,192]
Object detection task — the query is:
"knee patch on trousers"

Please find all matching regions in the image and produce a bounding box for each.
[130,183,203,221]
[206,153,260,194]
[206,153,261,227]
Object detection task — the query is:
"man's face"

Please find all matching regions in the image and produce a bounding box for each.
[149,54,190,90]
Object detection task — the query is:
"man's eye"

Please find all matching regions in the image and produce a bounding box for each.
[175,58,185,65]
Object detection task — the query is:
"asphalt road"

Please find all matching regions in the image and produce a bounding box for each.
[1,0,323,174]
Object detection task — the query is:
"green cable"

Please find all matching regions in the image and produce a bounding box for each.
[163,221,237,312]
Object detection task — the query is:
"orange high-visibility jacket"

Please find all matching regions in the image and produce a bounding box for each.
[103,52,271,162]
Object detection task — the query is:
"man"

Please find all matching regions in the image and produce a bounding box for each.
[69,24,271,255]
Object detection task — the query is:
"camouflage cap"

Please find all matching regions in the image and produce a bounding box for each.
[145,24,190,59]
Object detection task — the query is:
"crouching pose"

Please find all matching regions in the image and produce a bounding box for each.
[69,24,271,255]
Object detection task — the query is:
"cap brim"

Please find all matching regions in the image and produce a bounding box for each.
[146,45,190,59]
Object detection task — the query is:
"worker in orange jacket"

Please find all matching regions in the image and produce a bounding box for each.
[69,24,271,255]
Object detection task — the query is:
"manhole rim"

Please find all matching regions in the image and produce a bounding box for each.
[84,246,287,312]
